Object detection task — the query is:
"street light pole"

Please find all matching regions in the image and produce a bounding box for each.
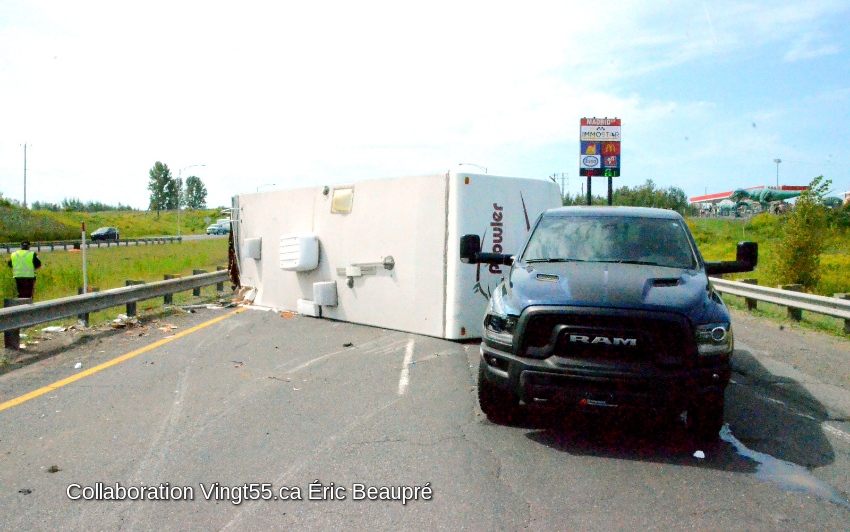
[22,143,29,209]
[177,164,205,238]
[773,158,781,187]
[458,163,487,174]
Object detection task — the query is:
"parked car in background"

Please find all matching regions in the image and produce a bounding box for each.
[206,223,227,235]
[90,227,119,241]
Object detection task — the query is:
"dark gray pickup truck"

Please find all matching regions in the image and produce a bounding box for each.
[460,206,757,440]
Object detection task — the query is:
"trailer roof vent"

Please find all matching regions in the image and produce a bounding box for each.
[331,187,354,214]
[280,233,319,271]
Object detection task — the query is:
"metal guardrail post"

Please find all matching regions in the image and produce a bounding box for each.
[740,279,758,311]
[779,284,803,321]
[836,294,850,334]
[193,270,207,296]
[3,298,31,349]
[216,266,226,291]
[125,280,145,316]
[77,287,99,326]
[163,275,181,304]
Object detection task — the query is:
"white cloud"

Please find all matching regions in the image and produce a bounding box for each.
[784,34,841,62]
[0,1,848,207]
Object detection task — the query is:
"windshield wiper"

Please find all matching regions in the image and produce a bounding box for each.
[599,259,664,266]
[524,258,584,263]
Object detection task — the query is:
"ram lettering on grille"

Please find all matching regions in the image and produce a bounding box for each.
[569,335,637,347]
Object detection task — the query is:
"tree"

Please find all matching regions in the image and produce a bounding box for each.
[768,175,830,291]
[184,175,208,209]
[147,162,173,215]
[561,179,689,213]
[166,177,181,210]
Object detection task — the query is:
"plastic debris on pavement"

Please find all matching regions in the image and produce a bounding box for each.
[42,326,66,333]
[693,450,706,459]
[74,363,82,369]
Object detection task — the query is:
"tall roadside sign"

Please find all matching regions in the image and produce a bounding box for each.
[580,117,621,205]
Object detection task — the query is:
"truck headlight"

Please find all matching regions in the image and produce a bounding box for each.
[484,313,518,346]
[695,323,732,356]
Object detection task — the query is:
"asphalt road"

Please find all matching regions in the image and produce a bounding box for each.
[0,307,849,530]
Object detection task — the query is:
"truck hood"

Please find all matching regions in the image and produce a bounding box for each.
[506,262,708,314]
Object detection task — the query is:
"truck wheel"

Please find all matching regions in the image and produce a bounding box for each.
[688,394,724,442]
[478,363,520,423]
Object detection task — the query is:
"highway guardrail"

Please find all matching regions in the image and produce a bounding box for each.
[1,270,229,341]
[1,237,183,253]
[711,278,850,334]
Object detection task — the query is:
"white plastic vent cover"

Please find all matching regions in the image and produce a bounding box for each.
[243,238,262,260]
[280,233,320,271]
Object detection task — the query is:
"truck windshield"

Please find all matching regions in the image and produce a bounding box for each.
[521,215,697,269]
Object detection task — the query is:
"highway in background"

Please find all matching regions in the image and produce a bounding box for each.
[1,234,226,255]
[0,307,848,529]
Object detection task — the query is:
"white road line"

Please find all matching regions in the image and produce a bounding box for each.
[824,424,850,444]
[397,339,415,395]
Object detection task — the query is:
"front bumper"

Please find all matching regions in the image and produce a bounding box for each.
[480,342,730,413]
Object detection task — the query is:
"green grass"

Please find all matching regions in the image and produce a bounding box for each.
[688,214,850,297]
[688,214,850,337]
[1,239,228,302]
[2,239,230,344]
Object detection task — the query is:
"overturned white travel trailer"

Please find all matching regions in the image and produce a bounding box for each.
[231,172,561,339]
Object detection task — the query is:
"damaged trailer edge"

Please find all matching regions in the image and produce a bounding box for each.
[231,171,561,339]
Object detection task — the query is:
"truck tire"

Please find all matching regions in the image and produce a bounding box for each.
[478,363,520,423]
[688,394,725,441]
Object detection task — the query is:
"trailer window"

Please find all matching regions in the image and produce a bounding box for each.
[331,187,354,214]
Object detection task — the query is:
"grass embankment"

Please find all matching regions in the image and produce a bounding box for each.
[688,214,850,336]
[0,207,228,242]
[1,239,230,333]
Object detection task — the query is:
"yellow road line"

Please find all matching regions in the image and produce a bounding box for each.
[0,307,247,413]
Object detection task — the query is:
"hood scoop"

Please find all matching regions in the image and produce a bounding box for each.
[536,273,560,283]
[652,278,681,287]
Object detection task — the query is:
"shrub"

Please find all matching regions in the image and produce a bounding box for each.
[764,176,830,291]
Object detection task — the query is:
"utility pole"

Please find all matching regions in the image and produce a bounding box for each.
[22,143,29,208]
[549,172,568,202]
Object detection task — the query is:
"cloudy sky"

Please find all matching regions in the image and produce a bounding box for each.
[0,0,847,209]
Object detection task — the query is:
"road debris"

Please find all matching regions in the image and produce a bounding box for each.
[281,311,295,318]
[158,324,178,333]
[46,465,60,473]
[42,326,65,333]
[232,361,243,367]
[693,450,706,459]
[343,342,354,347]
[74,363,82,369]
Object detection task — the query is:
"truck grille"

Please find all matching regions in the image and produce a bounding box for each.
[521,311,691,362]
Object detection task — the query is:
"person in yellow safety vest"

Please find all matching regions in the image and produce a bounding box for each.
[7,241,42,299]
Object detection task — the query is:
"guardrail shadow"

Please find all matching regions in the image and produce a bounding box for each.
[509,349,839,480]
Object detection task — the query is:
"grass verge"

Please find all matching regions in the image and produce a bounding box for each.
[1,239,230,345]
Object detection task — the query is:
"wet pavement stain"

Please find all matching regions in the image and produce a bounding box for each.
[721,425,850,509]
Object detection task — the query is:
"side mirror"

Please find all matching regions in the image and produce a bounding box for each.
[705,241,759,275]
[736,241,758,270]
[460,234,481,264]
